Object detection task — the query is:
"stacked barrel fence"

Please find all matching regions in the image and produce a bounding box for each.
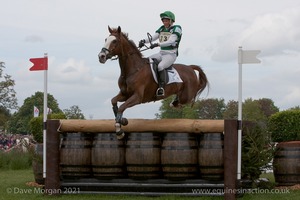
[45,119,238,200]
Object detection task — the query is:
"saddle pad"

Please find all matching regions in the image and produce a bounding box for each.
[149,58,183,84]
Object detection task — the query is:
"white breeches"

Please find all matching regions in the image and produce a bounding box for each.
[150,51,177,71]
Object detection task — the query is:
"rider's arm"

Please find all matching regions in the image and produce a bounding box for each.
[144,32,159,43]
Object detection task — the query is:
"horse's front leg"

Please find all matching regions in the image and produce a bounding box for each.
[114,112,125,139]
[111,92,123,117]
[115,93,142,139]
[111,92,128,139]
[111,92,129,124]
[112,104,118,118]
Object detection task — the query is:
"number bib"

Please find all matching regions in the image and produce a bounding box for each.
[159,32,171,43]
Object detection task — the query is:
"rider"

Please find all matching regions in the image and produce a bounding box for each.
[139,11,182,97]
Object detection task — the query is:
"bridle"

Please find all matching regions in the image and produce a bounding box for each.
[100,34,120,60]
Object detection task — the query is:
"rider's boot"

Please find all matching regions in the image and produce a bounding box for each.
[156,70,166,97]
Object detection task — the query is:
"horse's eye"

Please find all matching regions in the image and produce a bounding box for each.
[112,40,117,44]
[105,39,107,42]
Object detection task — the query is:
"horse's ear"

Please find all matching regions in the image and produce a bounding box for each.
[108,26,112,33]
[117,26,121,34]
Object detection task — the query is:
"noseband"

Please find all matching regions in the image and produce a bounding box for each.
[100,47,110,54]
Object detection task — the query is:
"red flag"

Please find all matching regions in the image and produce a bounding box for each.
[29,57,48,71]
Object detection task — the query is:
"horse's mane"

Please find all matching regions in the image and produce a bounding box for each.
[128,39,143,58]
[111,28,143,58]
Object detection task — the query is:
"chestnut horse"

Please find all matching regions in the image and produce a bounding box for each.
[98,26,208,139]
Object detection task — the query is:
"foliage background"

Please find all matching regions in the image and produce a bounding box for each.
[7,91,62,134]
[268,109,300,142]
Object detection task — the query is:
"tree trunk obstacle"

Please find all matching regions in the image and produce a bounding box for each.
[58,119,224,133]
[45,119,238,200]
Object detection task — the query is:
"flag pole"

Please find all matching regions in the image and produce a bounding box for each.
[237,47,243,180]
[43,53,48,178]
[237,46,261,180]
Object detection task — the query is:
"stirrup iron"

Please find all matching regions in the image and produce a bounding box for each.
[156,87,165,96]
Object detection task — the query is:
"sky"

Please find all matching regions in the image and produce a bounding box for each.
[1,0,300,119]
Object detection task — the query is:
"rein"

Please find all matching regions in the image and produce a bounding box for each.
[139,32,154,52]
[110,32,153,61]
[110,44,152,61]
[111,46,151,61]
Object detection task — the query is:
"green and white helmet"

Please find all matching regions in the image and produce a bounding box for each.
[160,11,175,22]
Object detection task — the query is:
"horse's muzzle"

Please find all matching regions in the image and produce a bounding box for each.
[98,52,107,64]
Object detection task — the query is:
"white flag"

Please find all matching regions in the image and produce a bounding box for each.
[34,106,39,117]
[238,49,261,64]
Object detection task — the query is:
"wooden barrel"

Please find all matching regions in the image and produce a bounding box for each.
[60,132,92,179]
[198,133,224,181]
[161,133,198,180]
[91,133,126,179]
[125,132,161,179]
[273,141,300,186]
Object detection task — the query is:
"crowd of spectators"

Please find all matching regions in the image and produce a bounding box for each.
[0,134,17,151]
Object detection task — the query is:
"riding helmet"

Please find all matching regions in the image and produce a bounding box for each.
[160,11,175,22]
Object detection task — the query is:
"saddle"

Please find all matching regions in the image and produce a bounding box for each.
[149,58,183,84]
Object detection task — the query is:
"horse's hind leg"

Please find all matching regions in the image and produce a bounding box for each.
[170,95,181,108]
[177,89,194,106]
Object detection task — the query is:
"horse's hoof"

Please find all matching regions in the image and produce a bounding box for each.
[115,122,121,132]
[170,100,179,108]
[116,130,125,140]
[121,118,128,126]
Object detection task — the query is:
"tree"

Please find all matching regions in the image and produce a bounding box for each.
[63,105,85,119]
[222,100,238,119]
[0,106,10,129]
[287,106,300,111]
[195,98,225,119]
[243,98,266,122]
[155,96,198,119]
[0,62,18,110]
[7,91,63,134]
[241,122,274,180]
[255,98,279,118]
[0,62,18,128]
[157,97,226,119]
[222,98,279,122]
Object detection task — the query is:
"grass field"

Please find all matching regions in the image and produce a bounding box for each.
[1,169,300,200]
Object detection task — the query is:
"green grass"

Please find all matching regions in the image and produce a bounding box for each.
[0,150,32,170]
[1,169,300,200]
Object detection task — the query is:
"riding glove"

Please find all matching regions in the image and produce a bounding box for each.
[139,40,145,48]
[150,43,159,49]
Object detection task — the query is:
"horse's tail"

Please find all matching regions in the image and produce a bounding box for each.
[191,65,209,99]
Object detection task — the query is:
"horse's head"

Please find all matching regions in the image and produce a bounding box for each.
[98,26,122,64]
